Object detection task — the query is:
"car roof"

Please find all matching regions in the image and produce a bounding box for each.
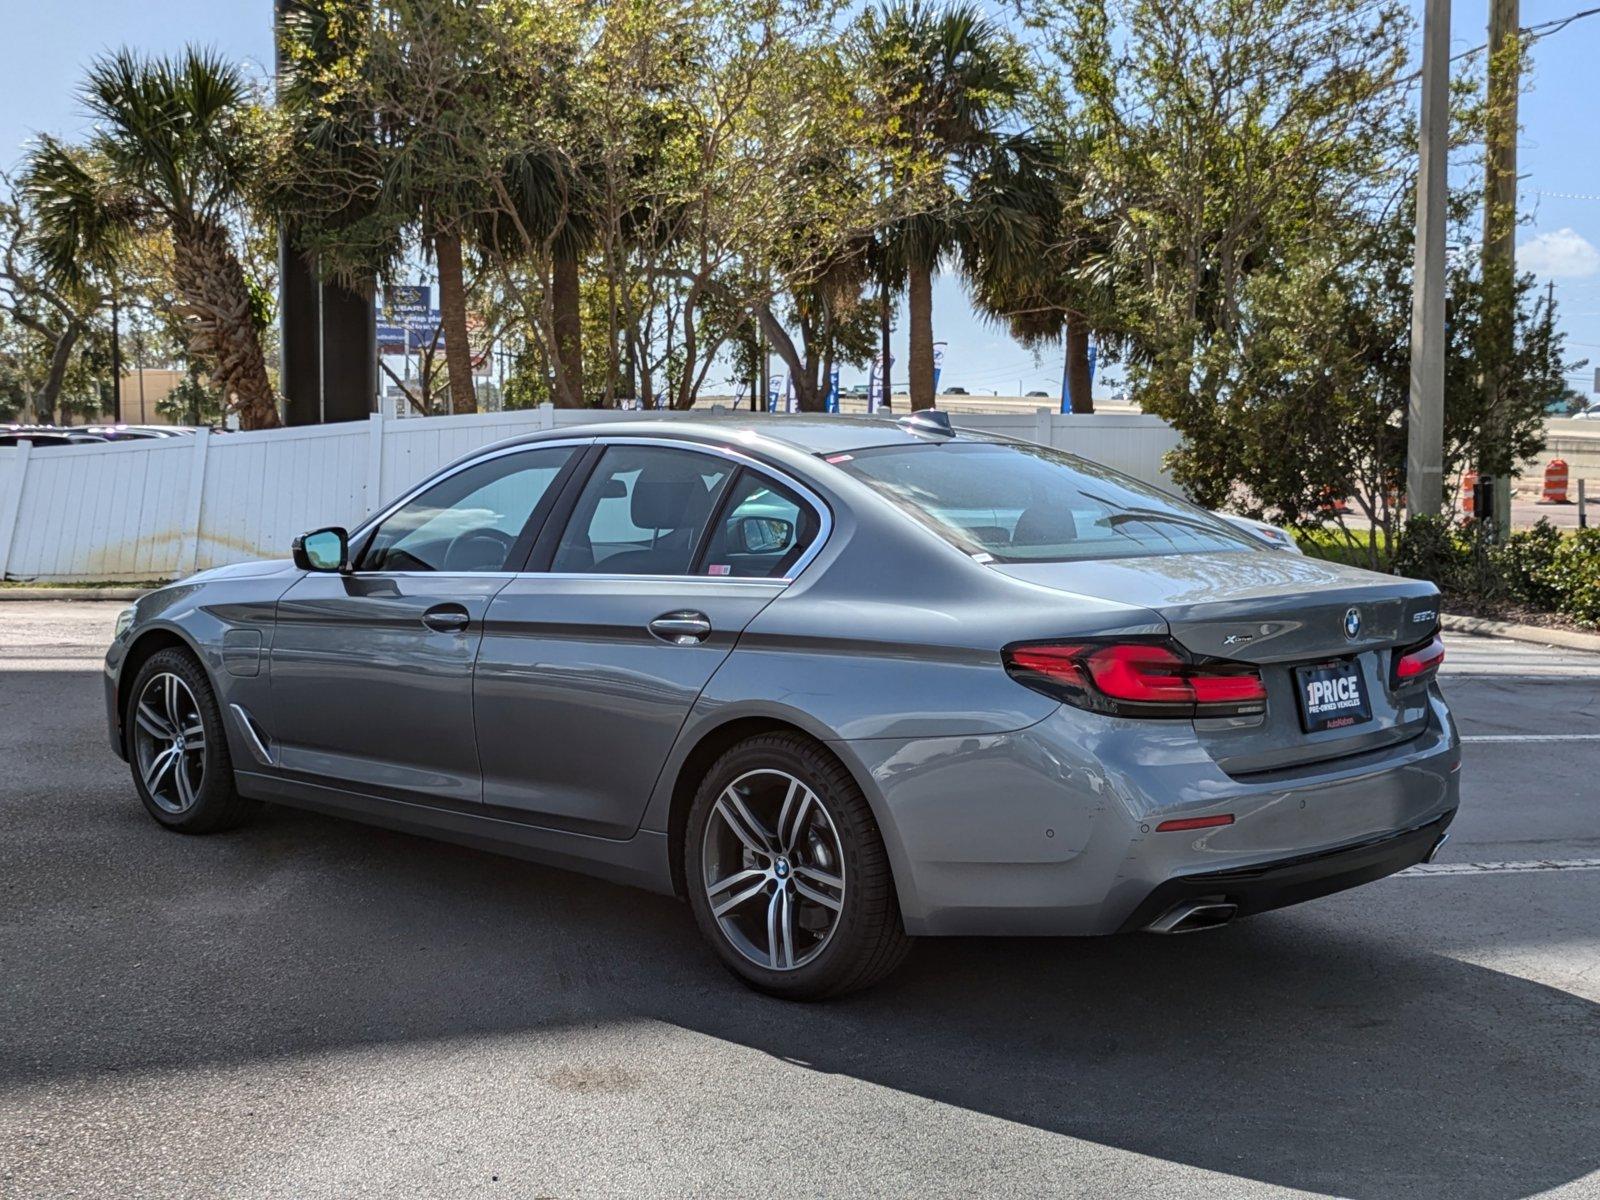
[503,412,1013,457]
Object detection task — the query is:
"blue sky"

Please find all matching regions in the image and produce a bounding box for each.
[2,0,1596,400]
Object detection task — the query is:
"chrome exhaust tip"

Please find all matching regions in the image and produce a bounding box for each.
[1424,832,1450,864]
[1144,897,1239,935]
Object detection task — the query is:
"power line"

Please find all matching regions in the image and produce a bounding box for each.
[1396,5,1600,85]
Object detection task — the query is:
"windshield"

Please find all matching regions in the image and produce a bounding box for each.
[835,441,1258,563]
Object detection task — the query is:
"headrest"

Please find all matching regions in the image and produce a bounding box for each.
[630,461,708,530]
[1011,504,1078,547]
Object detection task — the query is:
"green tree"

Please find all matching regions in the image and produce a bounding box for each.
[859,0,1028,411]
[1047,0,1412,440]
[25,49,278,429]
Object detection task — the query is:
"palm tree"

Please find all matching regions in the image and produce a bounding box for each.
[963,134,1109,413]
[861,1,1027,411]
[480,146,599,407]
[26,49,278,429]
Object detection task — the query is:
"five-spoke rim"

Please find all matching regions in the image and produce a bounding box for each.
[701,769,846,972]
[132,672,206,815]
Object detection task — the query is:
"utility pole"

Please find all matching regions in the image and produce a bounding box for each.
[108,287,122,424]
[1407,0,1451,518]
[1480,0,1520,538]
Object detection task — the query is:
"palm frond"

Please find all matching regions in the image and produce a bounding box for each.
[19,136,140,286]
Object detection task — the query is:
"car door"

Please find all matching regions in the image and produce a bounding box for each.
[474,442,825,837]
[268,443,581,806]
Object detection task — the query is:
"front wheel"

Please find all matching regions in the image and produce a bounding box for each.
[684,733,911,1000]
[125,647,258,833]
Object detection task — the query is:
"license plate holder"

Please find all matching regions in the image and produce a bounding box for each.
[1294,659,1371,733]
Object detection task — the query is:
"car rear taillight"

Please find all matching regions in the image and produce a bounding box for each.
[1391,633,1445,689]
[1003,640,1267,719]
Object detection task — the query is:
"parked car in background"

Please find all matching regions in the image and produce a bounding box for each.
[1026,390,1051,397]
[105,412,1456,999]
[942,386,969,395]
[1571,403,1600,421]
[1219,513,1304,553]
[0,425,106,447]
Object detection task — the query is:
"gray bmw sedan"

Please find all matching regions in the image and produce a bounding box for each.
[105,413,1458,999]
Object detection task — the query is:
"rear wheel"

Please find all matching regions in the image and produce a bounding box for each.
[126,648,257,833]
[684,733,911,999]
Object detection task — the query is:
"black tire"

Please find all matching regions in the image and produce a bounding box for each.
[685,732,911,1000]
[125,647,258,833]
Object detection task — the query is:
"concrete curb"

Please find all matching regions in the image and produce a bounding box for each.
[1442,612,1600,655]
[0,587,150,601]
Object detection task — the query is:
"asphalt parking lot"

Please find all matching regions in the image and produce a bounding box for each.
[2,602,1597,1199]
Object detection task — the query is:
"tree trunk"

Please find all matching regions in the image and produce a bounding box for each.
[31,323,81,424]
[879,266,893,413]
[551,245,584,407]
[171,216,279,429]
[1065,310,1094,414]
[908,264,935,411]
[433,227,477,415]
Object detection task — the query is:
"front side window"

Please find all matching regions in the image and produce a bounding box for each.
[836,441,1257,563]
[698,472,820,578]
[358,447,573,572]
[552,445,735,575]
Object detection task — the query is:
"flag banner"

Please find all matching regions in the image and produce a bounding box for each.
[825,367,840,414]
[767,375,782,413]
[783,374,795,413]
[932,344,945,397]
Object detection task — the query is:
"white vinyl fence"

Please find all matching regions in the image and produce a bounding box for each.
[0,407,1181,582]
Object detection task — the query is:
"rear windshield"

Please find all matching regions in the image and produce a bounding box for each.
[835,441,1257,563]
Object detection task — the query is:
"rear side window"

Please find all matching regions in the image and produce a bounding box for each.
[552,445,735,575]
[837,441,1256,563]
[699,471,820,578]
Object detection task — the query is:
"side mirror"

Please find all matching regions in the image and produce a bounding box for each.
[735,515,794,554]
[292,526,349,572]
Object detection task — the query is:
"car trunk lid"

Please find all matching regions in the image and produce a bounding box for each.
[992,550,1443,773]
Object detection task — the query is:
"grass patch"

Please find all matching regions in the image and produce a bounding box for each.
[1293,525,1393,570]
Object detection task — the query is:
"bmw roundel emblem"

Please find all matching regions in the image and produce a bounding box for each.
[1343,607,1362,640]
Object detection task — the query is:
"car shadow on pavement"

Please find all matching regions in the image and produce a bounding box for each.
[4,792,1597,1200]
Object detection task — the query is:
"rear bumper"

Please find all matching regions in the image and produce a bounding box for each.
[1115,812,1453,933]
[839,689,1460,937]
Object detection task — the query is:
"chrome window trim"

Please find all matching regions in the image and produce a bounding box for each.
[341,432,833,586]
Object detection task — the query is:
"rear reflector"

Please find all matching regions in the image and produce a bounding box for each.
[1156,814,1235,832]
[1004,639,1266,719]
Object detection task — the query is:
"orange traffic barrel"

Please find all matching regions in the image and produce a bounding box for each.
[1461,469,1478,516]
[1539,459,1570,504]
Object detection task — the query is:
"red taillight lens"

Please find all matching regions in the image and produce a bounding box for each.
[1392,633,1445,686]
[1004,640,1266,718]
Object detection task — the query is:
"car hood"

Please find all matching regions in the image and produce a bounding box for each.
[991,550,1439,663]
[179,558,299,586]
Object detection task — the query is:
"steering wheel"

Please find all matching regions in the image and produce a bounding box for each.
[442,528,517,572]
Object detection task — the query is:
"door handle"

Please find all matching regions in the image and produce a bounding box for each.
[422,603,471,633]
[649,611,712,645]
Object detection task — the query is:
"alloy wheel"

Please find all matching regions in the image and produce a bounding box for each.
[700,769,847,971]
[132,672,207,815]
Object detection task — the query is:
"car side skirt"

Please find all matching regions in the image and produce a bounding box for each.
[236,771,676,897]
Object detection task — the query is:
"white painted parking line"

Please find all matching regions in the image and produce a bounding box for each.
[1461,734,1600,743]
[1399,858,1600,876]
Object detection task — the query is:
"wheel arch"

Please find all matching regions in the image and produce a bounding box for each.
[660,712,908,916]
[115,626,206,754]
